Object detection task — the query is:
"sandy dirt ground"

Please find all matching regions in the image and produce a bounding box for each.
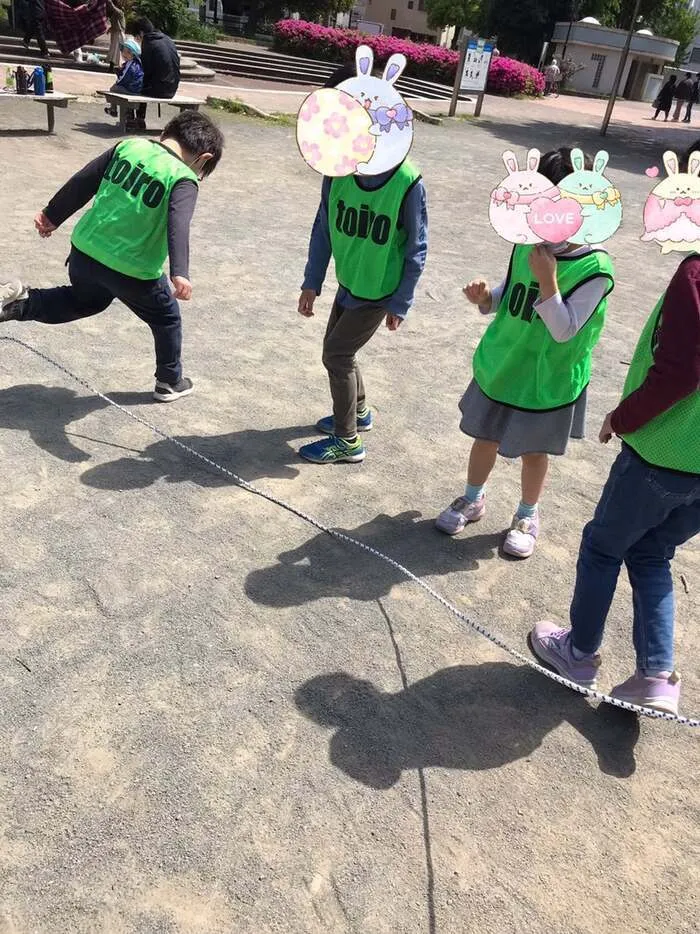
[0,99,698,934]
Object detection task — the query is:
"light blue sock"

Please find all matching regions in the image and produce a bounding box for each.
[465,483,485,503]
[516,501,538,520]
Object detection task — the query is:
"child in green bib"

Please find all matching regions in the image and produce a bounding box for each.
[0,111,223,402]
[529,142,700,717]
[436,147,615,559]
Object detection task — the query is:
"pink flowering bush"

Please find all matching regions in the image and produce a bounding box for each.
[273,20,543,95]
[487,56,545,96]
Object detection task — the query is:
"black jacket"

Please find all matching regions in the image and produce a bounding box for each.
[674,77,693,101]
[141,30,180,99]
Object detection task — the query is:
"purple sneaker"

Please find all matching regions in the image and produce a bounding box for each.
[435,495,486,535]
[528,621,601,689]
[610,670,681,716]
[503,512,539,558]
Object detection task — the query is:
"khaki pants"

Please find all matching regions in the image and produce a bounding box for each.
[322,299,388,438]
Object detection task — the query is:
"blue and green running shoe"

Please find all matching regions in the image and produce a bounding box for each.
[299,435,366,464]
[315,409,374,435]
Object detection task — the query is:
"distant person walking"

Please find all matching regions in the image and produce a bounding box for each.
[653,75,676,121]
[685,76,700,123]
[544,58,560,96]
[672,72,693,121]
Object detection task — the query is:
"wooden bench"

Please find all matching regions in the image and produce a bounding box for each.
[97,91,201,132]
[0,91,78,133]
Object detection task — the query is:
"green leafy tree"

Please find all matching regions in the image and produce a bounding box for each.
[425,0,484,33]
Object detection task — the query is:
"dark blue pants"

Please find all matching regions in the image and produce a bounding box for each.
[24,248,182,385]
[570,444,700,671]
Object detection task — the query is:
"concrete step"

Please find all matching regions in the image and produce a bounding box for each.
[0,33,467,100]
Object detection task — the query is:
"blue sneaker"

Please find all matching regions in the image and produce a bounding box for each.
[299,435,366,464]
[316,409,374,435]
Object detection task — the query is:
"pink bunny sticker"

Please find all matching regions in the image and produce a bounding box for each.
[489,149,569,245]
[641,150,700,254]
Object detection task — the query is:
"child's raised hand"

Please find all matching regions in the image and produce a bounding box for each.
[172,276,192,301]
[463,279,491,308]
[34,212,56,239]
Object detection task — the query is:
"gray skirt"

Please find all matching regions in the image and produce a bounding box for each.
[458,380,587,458]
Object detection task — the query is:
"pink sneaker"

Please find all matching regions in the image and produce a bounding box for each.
[503,511,539,558]
[611,670,681,716]
[528,621,601,689]
[435,495,486,535]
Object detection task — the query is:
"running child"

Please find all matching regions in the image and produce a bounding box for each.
[529,145,700,716]
[0,111,223,402]
[436,147,615,558]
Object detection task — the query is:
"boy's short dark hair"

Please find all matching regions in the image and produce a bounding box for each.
[539,146,593,185]
[679,139,700,172]
[323,63,357,88]
[161,111,224,177]
[127,16,154,35]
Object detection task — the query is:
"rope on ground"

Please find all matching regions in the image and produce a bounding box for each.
[2,334,697,728]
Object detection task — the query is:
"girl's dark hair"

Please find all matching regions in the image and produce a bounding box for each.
[161,111,224,177]
[539,146,593,184]
[680,138,700,172]
[323,62,357,88]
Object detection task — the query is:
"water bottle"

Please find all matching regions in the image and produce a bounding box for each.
[31,66,46,96]
[43,65,54,93]
[16,66,28,95]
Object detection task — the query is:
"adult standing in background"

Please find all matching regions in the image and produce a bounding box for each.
[653,75,676,121]
[106,0,126,71]
[127,16,180,130]
[685,75,700,123]
[672,72,693,121]
[22,0,51,57]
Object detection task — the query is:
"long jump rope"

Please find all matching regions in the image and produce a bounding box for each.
[2,334,698,728]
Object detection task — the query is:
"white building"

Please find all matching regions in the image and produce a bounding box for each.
[550,17,678,100]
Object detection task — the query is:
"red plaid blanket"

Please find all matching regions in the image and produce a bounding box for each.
[45,0,109,56]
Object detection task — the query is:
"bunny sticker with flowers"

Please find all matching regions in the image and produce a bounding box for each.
[489,147,623,246]
[296,45,414,178]
[642,150,700,254]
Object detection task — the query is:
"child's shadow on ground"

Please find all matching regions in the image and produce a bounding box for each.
[296,663,640,787]
[0,384,308,482]
[0,383,141,463]
[81,424,311,486]
[245,510,502,605]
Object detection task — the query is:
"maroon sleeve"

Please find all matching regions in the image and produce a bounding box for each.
[611,257,700,435]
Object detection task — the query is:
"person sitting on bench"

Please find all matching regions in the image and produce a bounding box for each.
[105,37,144,118]
[126,15,180,131]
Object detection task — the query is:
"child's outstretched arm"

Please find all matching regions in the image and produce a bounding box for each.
[384,178,428,327]
[299,178,332,318]
[38,146,118,235]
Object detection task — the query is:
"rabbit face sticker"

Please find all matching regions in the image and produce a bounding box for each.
[642,150,700,254]
[558,148,623,245]
[296,44,414,178]
[489,149,565,245]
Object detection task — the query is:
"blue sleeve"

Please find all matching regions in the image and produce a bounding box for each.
[301,177,332,294]
[386,179,428,319]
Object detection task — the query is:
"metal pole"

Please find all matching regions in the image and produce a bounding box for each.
[448,39,468,117]
[561,20,573,61]
[600,0,642,136]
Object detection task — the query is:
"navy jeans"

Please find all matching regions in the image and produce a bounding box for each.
[570,444,700,670]
[24,248,182,385]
